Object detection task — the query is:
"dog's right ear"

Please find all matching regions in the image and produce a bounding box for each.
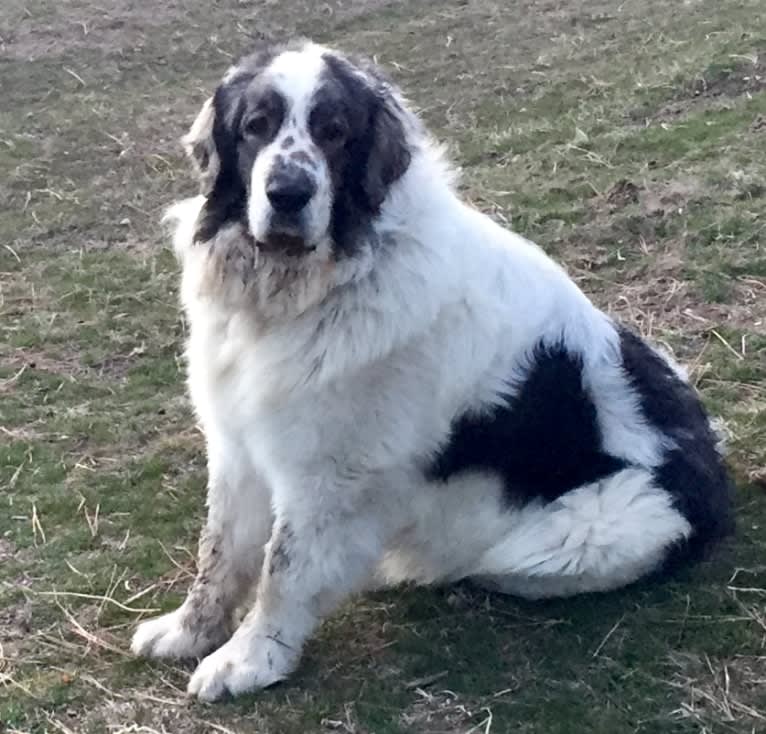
[182,97,220,196]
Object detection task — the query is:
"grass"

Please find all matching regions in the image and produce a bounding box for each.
[1,0,766,732]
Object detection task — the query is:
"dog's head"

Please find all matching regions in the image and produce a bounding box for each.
[185,41,413,259]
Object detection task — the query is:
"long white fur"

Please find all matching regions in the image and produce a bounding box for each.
[132,43,692,701]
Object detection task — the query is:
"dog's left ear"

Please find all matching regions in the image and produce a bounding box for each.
[362,93,411,211]
[182,97,220,196]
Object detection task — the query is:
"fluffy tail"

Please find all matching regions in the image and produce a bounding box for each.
[471,468,692,599]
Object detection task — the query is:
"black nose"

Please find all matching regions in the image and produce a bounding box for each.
[266,169,316,214]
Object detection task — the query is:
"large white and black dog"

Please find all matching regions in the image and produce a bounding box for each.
[131,41,733,700]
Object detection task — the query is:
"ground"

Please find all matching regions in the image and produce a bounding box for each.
[1,1,765,732]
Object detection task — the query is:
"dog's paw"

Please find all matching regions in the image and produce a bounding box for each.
[187,635,296,701]
[131,609,219,660]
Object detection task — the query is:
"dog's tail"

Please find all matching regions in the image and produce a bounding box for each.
[470,467,692,599]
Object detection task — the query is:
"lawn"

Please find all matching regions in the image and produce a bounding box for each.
[1,1,765,732]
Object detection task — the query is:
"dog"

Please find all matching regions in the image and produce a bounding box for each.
[131,40,733,701]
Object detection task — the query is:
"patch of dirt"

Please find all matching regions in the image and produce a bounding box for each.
[1,0,185,61]
[0,0,398,61]
[728,168,766,201]
[73,697,275,734]
[687,56,766,99]
[585,178,708,252]
[605,179,640,211]
[646,98,716,124]
[597,268,766,339]
[0,595,33,646]
[570,228,765,346]
[400,690,483,733]
[4,348,84,379]
[590,178,707,221]
[76,232,170,253]
[752,114,766,132]
[668,651,766,729]
[640,178,706,217]
[632,53,766,124]
[4,346,142,380]
[85,351,146,379]
[0,536,17,561]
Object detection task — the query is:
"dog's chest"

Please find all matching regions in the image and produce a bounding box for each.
[186,310,277,419]
[184,308,333,449]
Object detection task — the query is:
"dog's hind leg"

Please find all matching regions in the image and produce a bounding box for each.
[131,434,273,659]
[376,470,513,588]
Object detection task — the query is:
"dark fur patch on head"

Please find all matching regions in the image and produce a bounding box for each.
[315,52,412,255]
[193,48,285,243]
[281,135,295,148]
[194,83,248,242]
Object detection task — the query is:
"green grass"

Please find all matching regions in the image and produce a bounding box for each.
[2,0,766,732]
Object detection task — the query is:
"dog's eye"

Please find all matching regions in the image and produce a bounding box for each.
[317,120,347,146]
[244,114,270,138]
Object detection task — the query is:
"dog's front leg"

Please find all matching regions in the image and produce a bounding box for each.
[131,435,272,660]
[187,475,388,701]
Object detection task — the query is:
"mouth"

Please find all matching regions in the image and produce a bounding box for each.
[255,232,315,257]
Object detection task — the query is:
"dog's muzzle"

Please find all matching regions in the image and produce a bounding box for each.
[259,164,317,255]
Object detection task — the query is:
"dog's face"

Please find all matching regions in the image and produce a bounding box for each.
[186,42,412,259]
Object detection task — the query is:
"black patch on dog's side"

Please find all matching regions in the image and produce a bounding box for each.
[428,342,625,503]
[317,53,412,255]
[618,327,734,566]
